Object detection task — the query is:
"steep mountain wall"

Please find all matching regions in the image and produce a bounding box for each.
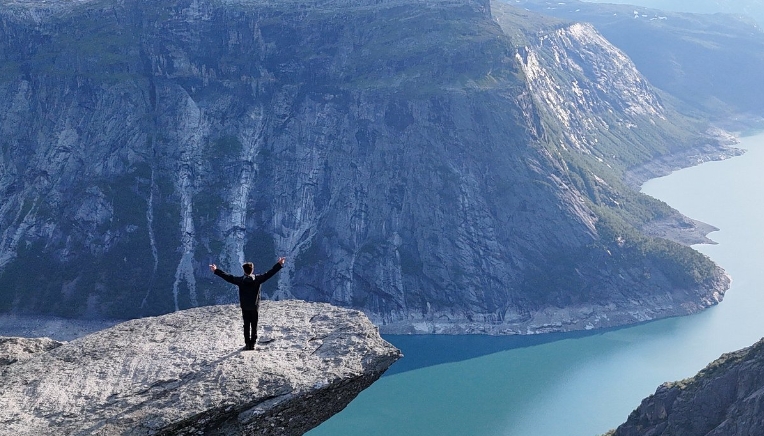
[0,0,728,333]
[517,0,764,121]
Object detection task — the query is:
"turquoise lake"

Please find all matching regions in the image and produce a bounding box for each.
[307,131,764,436]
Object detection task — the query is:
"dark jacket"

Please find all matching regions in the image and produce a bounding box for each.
[214,262,283,310]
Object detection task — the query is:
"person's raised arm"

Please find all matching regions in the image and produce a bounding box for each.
[210,263,240,284]
[256,257,285,283]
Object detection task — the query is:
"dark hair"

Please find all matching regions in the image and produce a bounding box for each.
[242,262,254,275]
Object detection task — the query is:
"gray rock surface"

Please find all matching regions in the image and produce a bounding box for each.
[0,336,63,365]
[0,314,121,341]
[611,336,764,436]
[0,301,401,435]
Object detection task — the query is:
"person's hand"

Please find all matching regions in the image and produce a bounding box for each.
[209,264,217,272]
[278,257,286,266]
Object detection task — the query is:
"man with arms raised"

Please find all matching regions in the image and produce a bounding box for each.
[209,257,286,350]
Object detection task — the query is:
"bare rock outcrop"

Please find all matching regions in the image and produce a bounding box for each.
[0,301,401,435]
[0,336,63,365]
[611,337,764,436]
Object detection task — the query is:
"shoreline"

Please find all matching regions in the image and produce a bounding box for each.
[623,135,744,191]
[630,128,748,247]
[641,215,720,246]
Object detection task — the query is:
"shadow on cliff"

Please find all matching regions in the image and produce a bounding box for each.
[382,327,627,376]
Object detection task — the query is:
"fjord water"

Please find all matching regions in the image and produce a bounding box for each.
[308,132,764,436]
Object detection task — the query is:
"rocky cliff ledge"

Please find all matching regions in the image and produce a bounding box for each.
[610,336,764,436]
[0,336,63,365]
[0,301,401,436]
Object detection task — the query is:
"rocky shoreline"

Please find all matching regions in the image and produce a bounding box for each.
[608,336,764,436]
[641,216,720,247]
[376,274,729,335]
[631,129,757,248]
[623,132,744,190]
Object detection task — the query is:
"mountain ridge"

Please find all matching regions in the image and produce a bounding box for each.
[516,0,764,123]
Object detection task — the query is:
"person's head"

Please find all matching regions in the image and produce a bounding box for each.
[242,262,254,275]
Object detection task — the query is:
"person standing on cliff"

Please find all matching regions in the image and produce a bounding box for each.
[209,257,286,350]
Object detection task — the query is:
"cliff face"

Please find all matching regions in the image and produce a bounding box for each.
[0,0,728,333]
[517,0,764,122]
[0,301,401,435]
[612,337,764,436]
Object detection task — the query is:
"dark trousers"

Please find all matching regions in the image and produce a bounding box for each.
[241,308,259,345]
